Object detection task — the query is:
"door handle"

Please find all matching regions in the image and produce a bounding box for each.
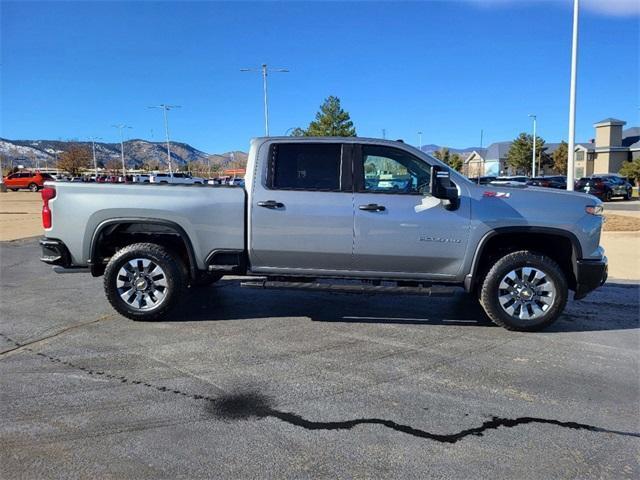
[257,200,285,209]
[358,203,386,212]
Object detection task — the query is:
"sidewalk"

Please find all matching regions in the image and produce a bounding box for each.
[601,231,639,283]
[0,191,42,241]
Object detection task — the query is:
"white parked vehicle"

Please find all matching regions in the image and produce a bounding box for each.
[133,174,151,183]
[148,172,205,184]
[490,176,528,187]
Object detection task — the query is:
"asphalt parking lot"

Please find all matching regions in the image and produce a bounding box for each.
[1,238,639,478]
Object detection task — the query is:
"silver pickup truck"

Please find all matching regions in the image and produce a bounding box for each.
[40,137,607,331]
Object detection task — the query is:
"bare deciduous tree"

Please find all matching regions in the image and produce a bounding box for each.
[57,144,91,176]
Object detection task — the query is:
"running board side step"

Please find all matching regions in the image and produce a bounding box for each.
[240,280,457,296]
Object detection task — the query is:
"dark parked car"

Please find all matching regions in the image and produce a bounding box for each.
[528,176,567,189]
[575,174,633,201]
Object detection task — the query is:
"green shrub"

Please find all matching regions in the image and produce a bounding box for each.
[619,158,640,186]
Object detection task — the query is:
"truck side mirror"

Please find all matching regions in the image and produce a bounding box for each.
[430,165,460,210]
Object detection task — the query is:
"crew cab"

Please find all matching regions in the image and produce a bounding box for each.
[39,137,607,331]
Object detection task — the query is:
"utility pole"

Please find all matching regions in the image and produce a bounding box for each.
[241,64,289,136]
[112,124,131,178]
[529,114,537,177]
[479,129,484,183]
[418,131,423,150]
[566,0,579,191]
[89,136,102,178]
[382,129,386,139]
[149,104,180,175]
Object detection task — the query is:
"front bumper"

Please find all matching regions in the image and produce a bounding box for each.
[40,238,71,267]
[574,256,608,300]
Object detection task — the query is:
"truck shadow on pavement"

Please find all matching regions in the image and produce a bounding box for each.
[162,280,639,333]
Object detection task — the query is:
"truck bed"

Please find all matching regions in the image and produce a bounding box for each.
[45,182,246,269]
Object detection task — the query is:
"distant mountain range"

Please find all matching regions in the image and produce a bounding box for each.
[419,144,480,156]
[0,138,248,171]
[0,137,480,172]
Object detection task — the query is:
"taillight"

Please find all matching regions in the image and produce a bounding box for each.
[41,187,56,228]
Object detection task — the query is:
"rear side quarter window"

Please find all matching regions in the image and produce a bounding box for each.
[268,143,343,191]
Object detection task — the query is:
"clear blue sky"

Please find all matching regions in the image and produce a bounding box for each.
[2,0,638,153]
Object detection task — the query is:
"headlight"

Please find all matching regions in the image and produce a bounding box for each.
[585,205,603,216]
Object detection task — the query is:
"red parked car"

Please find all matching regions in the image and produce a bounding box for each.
[3,171,55,192]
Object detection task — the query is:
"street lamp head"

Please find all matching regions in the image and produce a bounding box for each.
[528,114,536,119]
[148,105,181,110]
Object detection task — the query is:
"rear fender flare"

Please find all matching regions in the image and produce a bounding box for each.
[89,218,198,279]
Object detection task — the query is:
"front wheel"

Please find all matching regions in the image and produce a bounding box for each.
[479,250,568,331]
[29,183,39,192]
[104,243,185,321]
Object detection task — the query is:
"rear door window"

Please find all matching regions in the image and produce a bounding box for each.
[269,143,343,191]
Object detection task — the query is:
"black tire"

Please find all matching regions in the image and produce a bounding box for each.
[623,190,632,201]
[604,190,613,202]
[104,243,186,321]
[479,250,568,332]
[10,188,18,192]
[28,183,39,192]
[191,271,223,287]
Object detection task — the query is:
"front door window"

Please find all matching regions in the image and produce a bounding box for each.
[361,145,431,195]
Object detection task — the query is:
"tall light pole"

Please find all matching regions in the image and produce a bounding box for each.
[112,124,131,178]
[89,136,102,178]
[529,114,537,177]
[566,0,579,191]
[241,64,289,136]
[479,129,484,183]
[149,104,180,175]
[418,131,423,150]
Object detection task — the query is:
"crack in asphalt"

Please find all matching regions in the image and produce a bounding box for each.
[2,331,639,444]
[0,317,113,356]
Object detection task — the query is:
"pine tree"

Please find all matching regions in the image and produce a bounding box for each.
[448,153,463,172]
[294,96,356,137]
[507,133,546,175]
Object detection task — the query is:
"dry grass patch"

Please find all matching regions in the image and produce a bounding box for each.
[603,214,640,232]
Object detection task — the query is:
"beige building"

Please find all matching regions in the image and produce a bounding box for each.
[463,117,639,178]
[574,118,639,178]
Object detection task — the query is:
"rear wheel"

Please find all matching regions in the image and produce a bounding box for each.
[479,250,568,331]
[623,189,632,201]
[104,243,185,321]
[28,183,39,192]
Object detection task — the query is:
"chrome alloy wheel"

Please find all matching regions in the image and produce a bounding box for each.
[498,267,556,320]
[116,258,168,311]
